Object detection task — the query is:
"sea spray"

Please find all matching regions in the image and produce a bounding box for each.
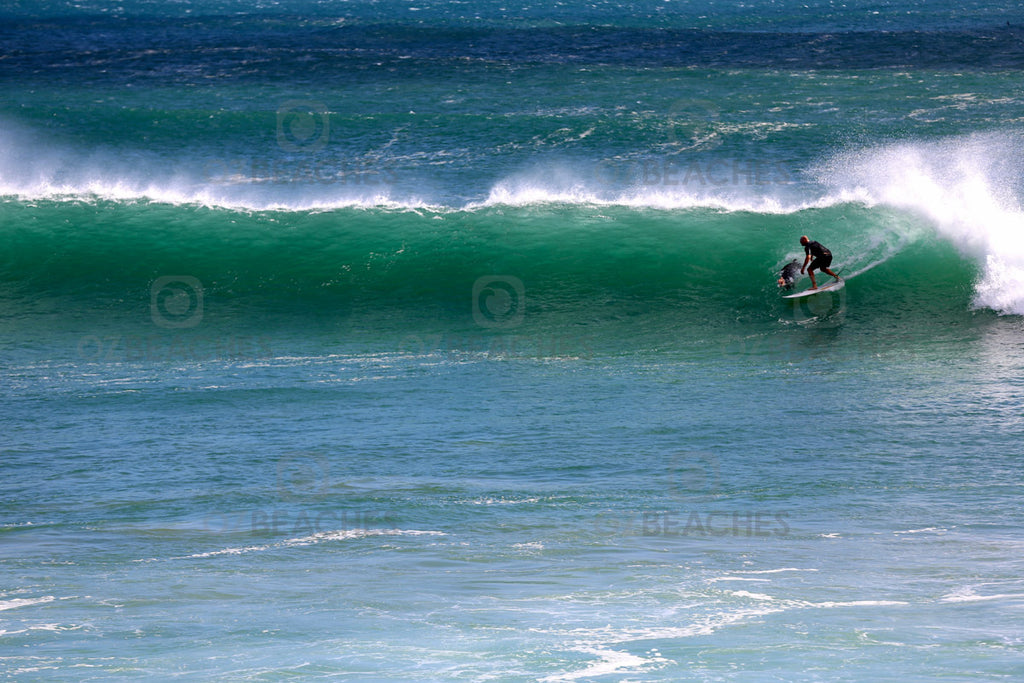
[813,132,1024,314]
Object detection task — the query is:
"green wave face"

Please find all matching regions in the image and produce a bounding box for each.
[0,198,984,350]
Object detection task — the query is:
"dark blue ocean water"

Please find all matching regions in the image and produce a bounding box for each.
[2,1,1024,679]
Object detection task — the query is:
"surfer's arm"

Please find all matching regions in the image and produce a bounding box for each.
[800,252,811,273]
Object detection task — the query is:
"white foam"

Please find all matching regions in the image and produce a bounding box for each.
[538,603,789,653]
[0,119,432,211]
[808,600,908,608]
[0,596,55,612]
[471,497,542,505]
[537,583,910,682]
[728,590,776,601]
[941,587,1024,603]
[540,646,665,682]
[470,168,818,214]
[731,567,819,574]
[154,528,445,561]
[729,590,909,610]
[815,132,1024,315]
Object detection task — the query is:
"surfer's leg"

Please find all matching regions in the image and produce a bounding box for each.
[808,259,821,288]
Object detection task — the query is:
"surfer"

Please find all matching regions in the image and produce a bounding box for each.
[777,260,801,289]
[799,236,841,290]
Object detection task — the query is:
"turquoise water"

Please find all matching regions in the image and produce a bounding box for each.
[3,1,1024,680]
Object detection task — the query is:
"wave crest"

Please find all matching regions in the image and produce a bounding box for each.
[814,132,1024,315]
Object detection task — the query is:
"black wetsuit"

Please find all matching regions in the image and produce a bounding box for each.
[780,260,801,287]
[804,240,833,272]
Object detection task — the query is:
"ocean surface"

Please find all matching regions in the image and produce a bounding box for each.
[3,0,1024,680]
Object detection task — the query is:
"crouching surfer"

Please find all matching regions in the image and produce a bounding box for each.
[777,260,801,290]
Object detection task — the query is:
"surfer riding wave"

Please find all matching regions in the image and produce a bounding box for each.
[800,236,841,290]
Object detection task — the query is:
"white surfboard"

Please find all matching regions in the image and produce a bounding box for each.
[783,278,845,299]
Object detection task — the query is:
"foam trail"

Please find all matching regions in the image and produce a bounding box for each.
[815,133,1024,315]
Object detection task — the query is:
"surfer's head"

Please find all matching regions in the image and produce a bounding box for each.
[799,235,809,246]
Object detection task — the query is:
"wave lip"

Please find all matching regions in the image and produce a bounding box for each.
[0,120,822,214]
[814,132,1024,315]
[471,161,825,214]
[0,118,437,212]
